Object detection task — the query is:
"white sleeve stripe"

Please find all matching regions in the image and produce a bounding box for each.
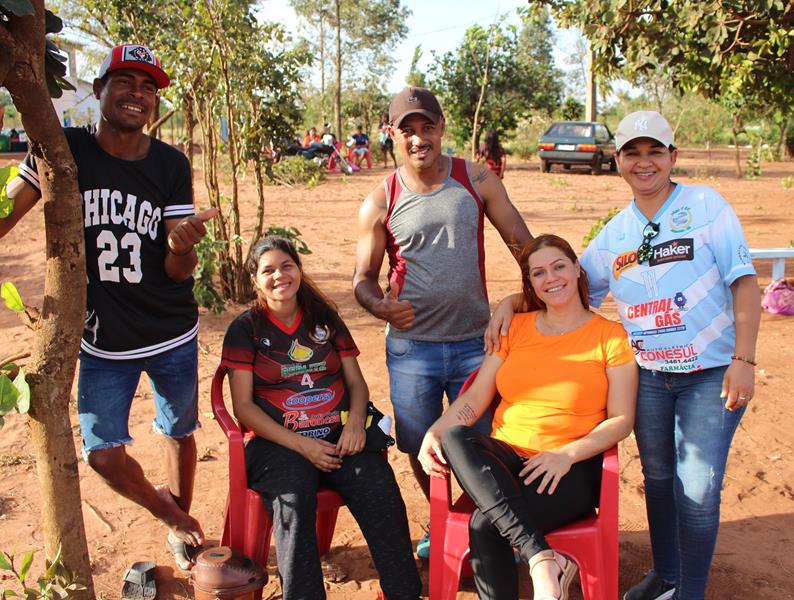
[163,205,195,217]
[17,163,40,190]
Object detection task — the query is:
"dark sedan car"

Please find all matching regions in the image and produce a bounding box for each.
[538,121,617,174]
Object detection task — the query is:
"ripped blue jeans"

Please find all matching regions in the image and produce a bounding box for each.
[635,366,744,600]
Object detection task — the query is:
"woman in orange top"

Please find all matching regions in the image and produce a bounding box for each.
[418,234,637,600]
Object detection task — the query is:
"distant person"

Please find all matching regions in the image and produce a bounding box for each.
[0,44,215,572]
[477,129,507,179]
[350,125,370,167]
[378,114,397,168]
[222,236,421,600]
[487,111,761,600]
[353,86,532,558]
[419,234,637,600]
[302,126,320,147]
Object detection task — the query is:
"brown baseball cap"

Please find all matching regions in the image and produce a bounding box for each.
[388,87,443,128]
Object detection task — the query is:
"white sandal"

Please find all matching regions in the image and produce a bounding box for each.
[529,551,577,600]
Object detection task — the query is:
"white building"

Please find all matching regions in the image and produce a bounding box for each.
[50,42,99,127]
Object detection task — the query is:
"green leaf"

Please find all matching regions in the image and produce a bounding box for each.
[13,369,29,415]
[1,283,25,313]
[0,551,12,570]
[18,551,33,585]
[0,165,19,220]
[0,0,35,17]
[0,374,20,414]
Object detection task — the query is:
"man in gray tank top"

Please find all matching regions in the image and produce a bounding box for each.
[353,87,532,557]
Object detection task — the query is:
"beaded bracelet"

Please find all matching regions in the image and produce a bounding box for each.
[731,355,757,367]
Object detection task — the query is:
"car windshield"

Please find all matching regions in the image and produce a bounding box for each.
[547,123,592,138]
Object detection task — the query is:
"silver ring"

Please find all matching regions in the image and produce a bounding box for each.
[739,395,749,400]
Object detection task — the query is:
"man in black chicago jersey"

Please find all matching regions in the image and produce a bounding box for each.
[0,44,216,570]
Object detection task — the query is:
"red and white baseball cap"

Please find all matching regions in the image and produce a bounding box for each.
[97,44,170,89]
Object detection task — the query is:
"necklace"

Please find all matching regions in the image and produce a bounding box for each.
[538,310,591,336]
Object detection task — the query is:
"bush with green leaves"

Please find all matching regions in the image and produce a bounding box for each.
[0,545,85,599]
[582,207,620,249]
[268,157,324,188]
[1,282,30,428]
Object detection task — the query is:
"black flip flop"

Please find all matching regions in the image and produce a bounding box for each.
[121,561,156,600]
[166,536,204,573]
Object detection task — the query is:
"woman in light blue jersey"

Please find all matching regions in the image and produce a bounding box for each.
[487,111,760,600]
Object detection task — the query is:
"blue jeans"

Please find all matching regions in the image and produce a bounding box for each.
[386,335,491,453]
[77,339,200,454]
[635,366,744,600]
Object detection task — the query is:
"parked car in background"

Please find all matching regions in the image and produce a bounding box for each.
[538,121,617,174]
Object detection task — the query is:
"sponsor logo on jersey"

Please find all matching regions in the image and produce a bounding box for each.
[648,238,694,266]
[669,206,693,233]
[630,324,687,337]
[638,344,698,363]
[259,337,271,348]
[288,339,314,362]
[626,298,676,319]
[281,360,327,378]
[283,410,340,432]
[738,245,751,265]
[309,325,330,343]
[674,292,687,309]
[612,249,639,279]
[283,388,335,411]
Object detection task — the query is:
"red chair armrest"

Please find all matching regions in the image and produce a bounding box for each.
[599,445,619,526]
[211,366,248,510]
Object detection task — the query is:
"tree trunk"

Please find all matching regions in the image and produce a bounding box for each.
[334,0,342,141]
[470,42,490,160]
[775,120,787,160]
[732,111,743,178]
[184,93,196,176]
[146,108,176,138]
[319,15,326,124]
[0,3,93,597]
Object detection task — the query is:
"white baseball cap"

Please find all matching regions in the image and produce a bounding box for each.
[615,110,675,152]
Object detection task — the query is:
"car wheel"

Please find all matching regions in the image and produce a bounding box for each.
[590,154,602,175]
[609,156,617,172]
[541,159,551,173]
[563,163,571,170]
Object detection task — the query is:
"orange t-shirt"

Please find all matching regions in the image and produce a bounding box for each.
[493,311,633,456]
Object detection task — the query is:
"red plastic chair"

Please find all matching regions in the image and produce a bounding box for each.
[428,369,619,600]
[210,365,346,570]
[347,144,373,168]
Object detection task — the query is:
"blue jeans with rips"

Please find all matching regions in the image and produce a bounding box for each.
[635,366,744,600]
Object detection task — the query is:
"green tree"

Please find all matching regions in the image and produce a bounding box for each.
[557,97,584,120]
[538,0,794,176]
[290,0,410,138]
[0,1,93,596]
[405,44,427,87]
[430,14,562,156]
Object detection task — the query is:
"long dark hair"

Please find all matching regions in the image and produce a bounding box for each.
[246,236,339,335]
[520,234,589,312]
[481,129,504,160]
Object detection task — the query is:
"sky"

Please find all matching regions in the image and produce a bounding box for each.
[258,0,585,94]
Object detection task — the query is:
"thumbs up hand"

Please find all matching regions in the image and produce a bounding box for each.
[376,284,415,329]
[167,207,219,256]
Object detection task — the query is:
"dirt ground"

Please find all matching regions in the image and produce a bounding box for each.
[1,148,793,599]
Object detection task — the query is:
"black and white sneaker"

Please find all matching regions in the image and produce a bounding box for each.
[623,570,675,600]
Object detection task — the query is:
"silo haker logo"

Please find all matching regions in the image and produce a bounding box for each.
[649,238,694,266]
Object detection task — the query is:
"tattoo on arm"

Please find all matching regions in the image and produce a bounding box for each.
[472,168,488,184]
[454,403,478,424]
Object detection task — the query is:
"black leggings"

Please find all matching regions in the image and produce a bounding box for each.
[246,437,421,600]
[441,425,601,600]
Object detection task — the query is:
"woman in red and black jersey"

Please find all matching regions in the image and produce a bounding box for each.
[221,236,420,600]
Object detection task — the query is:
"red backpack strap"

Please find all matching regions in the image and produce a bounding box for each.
[450,157,484,211]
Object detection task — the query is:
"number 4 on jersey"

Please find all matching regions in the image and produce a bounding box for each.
[301,373,314,388]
